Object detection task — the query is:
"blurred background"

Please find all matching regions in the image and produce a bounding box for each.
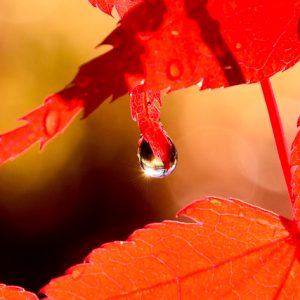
[0,0,299,294]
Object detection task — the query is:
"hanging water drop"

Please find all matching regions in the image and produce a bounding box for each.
[138,137,178,178]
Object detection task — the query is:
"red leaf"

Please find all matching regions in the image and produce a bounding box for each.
[90,0,300,91]
[1,0,299,165]
[42,197,300,299]
[291,117,300,224]
[0,284,38,300]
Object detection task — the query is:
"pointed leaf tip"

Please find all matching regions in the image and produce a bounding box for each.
[88,0,114,16]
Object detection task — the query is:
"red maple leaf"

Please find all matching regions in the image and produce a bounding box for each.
[0,0,299,168]
[40,197,300,299]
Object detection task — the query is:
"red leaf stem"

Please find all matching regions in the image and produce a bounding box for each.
[260,78,292,202]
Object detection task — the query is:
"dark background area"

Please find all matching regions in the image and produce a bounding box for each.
[0,0,299,295]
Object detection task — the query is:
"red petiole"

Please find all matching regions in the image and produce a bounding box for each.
[260,78,292,203]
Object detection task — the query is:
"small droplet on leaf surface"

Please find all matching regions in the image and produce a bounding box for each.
[71,269,83,280]
[44,110,60,137]
[235,42,242,50]
[138,137,177,178]
[167,60,182,80]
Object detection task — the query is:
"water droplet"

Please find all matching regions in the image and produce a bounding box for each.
[138,137,177,178]
[210,199,222,206]
[71,269,83,280]
[235,42,242,50]
[171,30,179,36]
[167,60,182,80]
[44,110,60,136]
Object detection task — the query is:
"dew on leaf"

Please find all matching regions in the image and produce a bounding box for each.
[235,42,242,50]
[167,60,182,80]
[138,136,177,178]
[210,199,222,206]
[44,110,60,137]
[71,269,83,280]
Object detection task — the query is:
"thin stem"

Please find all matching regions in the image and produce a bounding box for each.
[260,78,292,202]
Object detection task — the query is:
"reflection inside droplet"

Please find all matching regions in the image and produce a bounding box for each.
[138,137,178,178]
